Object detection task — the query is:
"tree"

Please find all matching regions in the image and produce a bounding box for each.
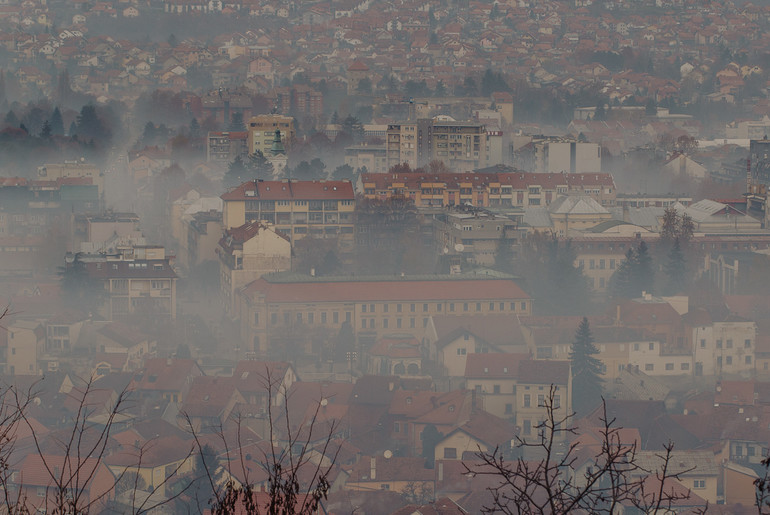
[183,366,339,515]
[50,107,64,135]
[660,207,679,243]
[189,117,201,139]
[569,317,603,415]
[679,213,694,244]
[40,119,52,139]
[356,77,372,94]
[229,112,245,132]
[75,104,109,142]
[664,238,687,295]
[420,424,443,468]
[331,164,354,180]
[224,155,249,189]
[632,240,654,295]
[466,387,705,514]
[610,248,637,299]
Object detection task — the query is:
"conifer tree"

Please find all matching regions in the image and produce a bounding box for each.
[610,248,636,298]
[632,240,654,294]
[664,238,687,295]
[569,317,604,415]
[50,107,64,135]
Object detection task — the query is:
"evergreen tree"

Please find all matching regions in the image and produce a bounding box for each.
[679,213,694,244]
[224,155,249,189]
[632,240,654,295]
[664,238,687,295]
[40,119,52,139]
[76,104,107,141]
[189,117,201,139]
[4,110,17,127]
[68,121,77,137]
[229,112,245,131]
[660,207,679,244]
[56,70,73,105]
[569,317,604,415]
[50,107,64,135]
[420,424,443,468]
[610,248,636,298]
[246,150,274,179]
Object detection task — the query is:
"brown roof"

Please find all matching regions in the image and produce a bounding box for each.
[348,455,433,483]
[243,277,530,304]
[464,353,530,378]
[130,358,202,394]
[516,360,570,385]
[221,179,354,201]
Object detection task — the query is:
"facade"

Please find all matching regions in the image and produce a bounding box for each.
[432,209,521,267]
[237,273,532,355]
[246,114,295,156]
[37,160,103,196]
[344,144,388,174]
[206,131,248,164]
[183,210,222,270]
[359,170,617,209]
[64,245,177,322]
[538,140,602,174]
[386,118,492,171]
[217,222,291,315]
[5,320,45,375]
[221,179,355,248]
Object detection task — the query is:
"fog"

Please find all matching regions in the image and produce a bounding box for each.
[1,0,770,512]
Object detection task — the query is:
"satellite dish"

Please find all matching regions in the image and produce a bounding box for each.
[384,450,393,459]
[320,398,328,407]
[454,243,465,252]
[442,247,449,254]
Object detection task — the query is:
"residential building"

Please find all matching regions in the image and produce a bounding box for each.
[367,335,423,376]
[359,170,616,209]
[129,357,204,403]
[544,195,613,237]
[538,140,602,174]
[37,160,104,196]
[206,131,248,164]
[345,455,434,496]
[433,410,516,461]
[221,179,355,248]
[184,210,222,270]
[344,144,388,174]
[386,118,492,171]
[63,245,177,322]
[5,320,44,375]
[674,199,762,234]
[685,308,757,377]
[246,114,295,156]
[217,222,291,315]
[432,208,522,267]
[237,273,532,356]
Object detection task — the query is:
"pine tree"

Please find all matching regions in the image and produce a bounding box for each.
[632,240,654,295]
[610,248,636,298]
[4,110,17,127]
[40,119,52,139]
[664,238,687,295]
[660,207,679,244]
[50,107,64,135]
[223,155,249,189]
[229,111,245,131]
[569,317,604,415]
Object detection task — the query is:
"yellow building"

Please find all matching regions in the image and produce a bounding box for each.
[37,160,103,196]
[5,320,44,375]
[237,273,532,356]
[221,179,355,249]
[246,115,295,156]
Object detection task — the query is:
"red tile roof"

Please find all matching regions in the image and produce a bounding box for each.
[463,353,530,378]
[221,179,354,201]
[242,277,530,303]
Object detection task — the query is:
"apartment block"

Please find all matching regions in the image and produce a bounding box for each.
[221,179,355,248]
[237,273,532,356]
[246,115,295,156]
[359,170,616,209]
[206,131,248,164]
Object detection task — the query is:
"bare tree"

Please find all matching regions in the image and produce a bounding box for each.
[182,365,340,514]
[465,385,707,514]
[755,456,770,514]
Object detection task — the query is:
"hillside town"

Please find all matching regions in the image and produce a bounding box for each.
[4,0,770,513]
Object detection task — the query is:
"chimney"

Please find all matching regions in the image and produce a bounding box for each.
[370,457,376,480]
[615,305,621,325]
[438,461,443,482]
[310,267,316,277]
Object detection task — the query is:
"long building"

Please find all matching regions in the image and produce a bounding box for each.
[246,114,295,156]
[236,272,532,356]
[221,179,355,249]
[358,169,617,208]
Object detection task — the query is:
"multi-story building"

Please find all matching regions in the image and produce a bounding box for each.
[246,115,295,156]
[37,160,103,196]
[359,170,617,209]
[184,210,223,269]
[221,179,355,248]
[345,144,388,174]
[237,273,532,356]
[206,131,248,164]
[685,310,757,377]
[386,118,493,171]
[217,222,291,315]
[4,320,45,375]
[63,245,177,322]
[432,209,522,267]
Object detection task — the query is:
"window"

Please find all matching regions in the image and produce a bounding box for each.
[397,304,402,312]
[505,403,513,414]
[464,303,469,312]
[521,302,526,311]
[346,312,351,322]
[537,394,545,407]
[370,304,375,313]
[296,313,302,323]
[500,302,505,311]
[523,420,531,435]
[383,304,388,313]
[493,385,500,394]
[423,303,428,312]
[370,319,375,329]
[726,356,733,365]
[717,339,723,349]
[489,302,494,311]
[443,447,457,459]
[410,318,415,328]
[727,339,733,349]
[333,312,339,324]
[746,339,752,348]
[394,422,400,433]
[645,364,654,371]
[321,312,327,324]
[700,339,706,348]
[747,355,752,365]
[253,313,259,325]
[523,394,531,407]
[383,319,388,329]
[361,319,366,329]
[649,342,655,350]
[410,303,416,312]
[271,313,278,325]
[362,304,367,313]
[449,303,455,312]
[665,363,674,370]
[397,318,402,328]
[476,302,481,312]
[693,480,705,489]
[457,348,467,355]
[681,363,690,370]
[308,313,314,324]
[554,395,560,409]
[423,318,428,327]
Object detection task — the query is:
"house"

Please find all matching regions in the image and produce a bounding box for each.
[433,410,515,461]
[105,435,195,495]
[95,322,157,370]
[367,335,423,376]
[129,358,204,403]
[232,360,297,407]
[179,376,246,432]
[345,455,434,497]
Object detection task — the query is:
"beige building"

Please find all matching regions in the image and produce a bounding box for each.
[65,245,177,322]
[38,160,103,196]
[545,195,613,237]
[685,310,757,377]
[221,179,355,250]
[344,144,388,174]
[217,222,291,315]
[184,210,222,270]
[433,210,521,267]
[246,115,295,156]
[5,320,45,375]
[238,274,532,356]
